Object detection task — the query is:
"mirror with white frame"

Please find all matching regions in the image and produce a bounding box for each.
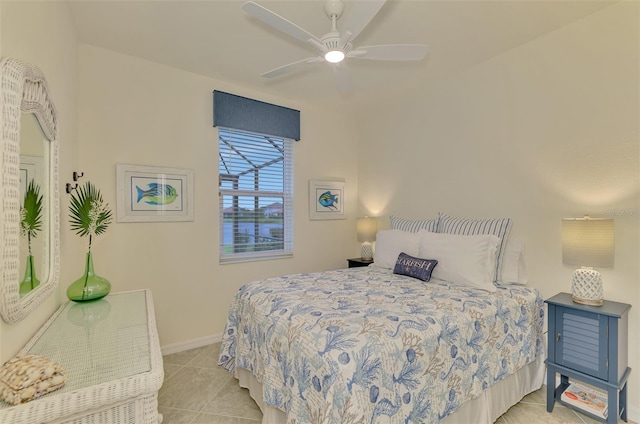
[18,114,48,298]
[0,58,60,323]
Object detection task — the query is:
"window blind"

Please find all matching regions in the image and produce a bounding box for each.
[219,128,293,261]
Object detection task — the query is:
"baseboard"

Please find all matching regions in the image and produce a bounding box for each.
[629,405,639,424]
[160,333,222,356]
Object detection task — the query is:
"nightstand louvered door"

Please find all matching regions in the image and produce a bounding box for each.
[555,307,608,380]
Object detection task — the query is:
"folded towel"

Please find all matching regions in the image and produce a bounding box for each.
[0,354,66,405]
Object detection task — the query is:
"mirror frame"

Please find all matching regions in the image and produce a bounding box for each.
[0,58,60,323]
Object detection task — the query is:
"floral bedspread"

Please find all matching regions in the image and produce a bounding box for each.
[218,267,544,424]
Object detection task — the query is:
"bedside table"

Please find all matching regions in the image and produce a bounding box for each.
[347,258,373,268]
[545,292,631,424]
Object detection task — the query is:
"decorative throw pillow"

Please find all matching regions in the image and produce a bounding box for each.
[0,354,66,405]
[372,230,421,269]
[390,215,438,233]
[393,252,438,282]
[417,230,500,292]
[436,213,512,284]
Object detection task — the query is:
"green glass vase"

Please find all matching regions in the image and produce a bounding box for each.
[19,255,40,297]
[67,252,111,302]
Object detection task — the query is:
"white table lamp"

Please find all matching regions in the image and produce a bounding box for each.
[357,216,377,260]
[562,216,614,306]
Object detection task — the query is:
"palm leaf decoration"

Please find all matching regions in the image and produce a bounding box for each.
[69,181,112,251]
[20,180,44,255]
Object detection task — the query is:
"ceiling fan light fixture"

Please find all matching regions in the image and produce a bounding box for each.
[325,50,345,63]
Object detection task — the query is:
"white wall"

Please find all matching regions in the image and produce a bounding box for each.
[76,45,360,350]
[0,1,79,362]
[355,2,639,418]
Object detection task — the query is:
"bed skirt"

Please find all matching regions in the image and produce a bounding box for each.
[235,351,545,424]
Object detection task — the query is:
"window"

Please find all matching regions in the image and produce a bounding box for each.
[213,90,299,262]
[218,127,293,262]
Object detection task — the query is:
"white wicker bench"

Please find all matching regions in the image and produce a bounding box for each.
[0,289,164,423]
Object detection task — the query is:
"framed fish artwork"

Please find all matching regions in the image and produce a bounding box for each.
[309,179,346,220]
[116,164,194,222]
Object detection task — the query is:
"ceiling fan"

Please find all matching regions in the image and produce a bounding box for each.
[242,0,428,93]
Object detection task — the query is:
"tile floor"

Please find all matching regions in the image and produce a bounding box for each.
[159,343,635,424]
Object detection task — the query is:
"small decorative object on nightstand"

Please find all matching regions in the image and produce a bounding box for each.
[347,257,373,268]
[545,292,631,424]
[562,216,614,306]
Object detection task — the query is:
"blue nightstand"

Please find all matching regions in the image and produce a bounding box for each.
[545,292,631,423]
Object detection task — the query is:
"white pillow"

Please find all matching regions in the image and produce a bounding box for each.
[372,230,421,269]
[499,236,528,285]
[417,230,500,292]
[436,213,512,284]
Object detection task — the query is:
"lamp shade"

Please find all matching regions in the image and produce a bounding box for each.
[357,217,377,242]
[562,217,614,268]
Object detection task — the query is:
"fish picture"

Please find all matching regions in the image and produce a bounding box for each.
[309,180,345,220]
[118,165,193,221]
[317,190,339,210]
[136,182,178,205]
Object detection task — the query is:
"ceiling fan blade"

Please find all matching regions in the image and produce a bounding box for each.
[348,44,429,61]
[243,1,321,45]
[261,57,323,79]
[332,63,354,94]
[340,0,386,42]
[338,31,353,50]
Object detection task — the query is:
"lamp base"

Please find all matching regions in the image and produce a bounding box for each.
[571,267,604,306]
[360,242,373,261]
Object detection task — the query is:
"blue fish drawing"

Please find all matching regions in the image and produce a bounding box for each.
[318,191,338,210]
[136,183,178,205]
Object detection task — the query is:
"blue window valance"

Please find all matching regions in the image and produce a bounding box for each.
[213,90,300,141]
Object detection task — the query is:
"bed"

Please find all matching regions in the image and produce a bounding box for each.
[218,215,545,423]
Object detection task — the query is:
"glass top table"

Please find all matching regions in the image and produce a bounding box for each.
[0,290,164,423]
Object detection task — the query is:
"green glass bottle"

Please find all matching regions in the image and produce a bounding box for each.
[67,252,111,302]
[19,255,40,297]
